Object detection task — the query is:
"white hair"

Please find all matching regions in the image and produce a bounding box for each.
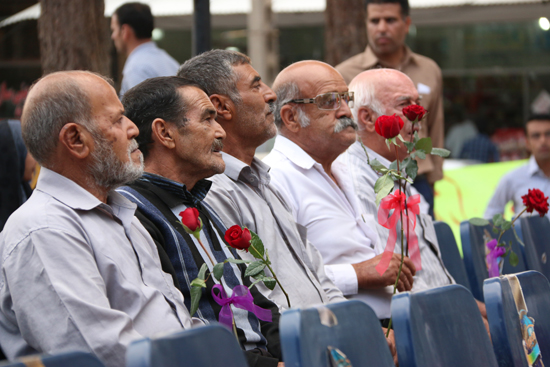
[349,78,386,131]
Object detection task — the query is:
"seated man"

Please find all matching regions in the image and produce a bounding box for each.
[177,50,347,310]
[486,114,550,218]
[0,71,196,367]
[265,61,415,322]
[340,68,486,318]
[118,76,282,367]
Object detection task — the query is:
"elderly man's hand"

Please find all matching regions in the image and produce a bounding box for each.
[352,253,416,292]
[382,327,398,366]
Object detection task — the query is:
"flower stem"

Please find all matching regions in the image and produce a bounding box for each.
[197,238,216,267]
[265,262,291,308]
[232,310,239,340]
[496,207,528,250]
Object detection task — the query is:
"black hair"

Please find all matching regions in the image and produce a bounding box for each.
[114,2,154,39]
[365,0,410,17]
[122,76,203,159]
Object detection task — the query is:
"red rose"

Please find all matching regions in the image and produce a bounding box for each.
[402,105,427,122]
[375,114,404,139]
[179,207,201,232]
[224,225,252,252]
[522,188,549,217]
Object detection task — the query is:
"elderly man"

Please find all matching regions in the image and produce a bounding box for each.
[177,50,346,311]
[0,71,196,367]
[118,76,282,367]
[339,68,487,318]
[265,61,415,322]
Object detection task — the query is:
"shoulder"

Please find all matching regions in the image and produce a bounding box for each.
[411,52,442,76]
[335,52,366,84]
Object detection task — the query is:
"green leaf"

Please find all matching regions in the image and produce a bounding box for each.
[401,157,411,170]
[415,138,433,154]
[405,159,418,181]
[369,158,387,173]
[492,227,500,234]
[197,263,208,279]
[244,261,266,277]
[213,262,225,281]
[225,258,248,264]
[415,150,426,160]
[389,160,398,171]
[189,286,203,316]
[190,277,206,288]
[374,172,392,194]
[375,173,394,206]
[509,251,519,267]
[431,148,451,158]
[248,278,263,290]
[469,217,490,226]
[413,131,420,141]
[404,141,415,153]
[512,227,526,247]
[501,221,512,231]
[262,277,277,290]
[492,214,503,224]
[249,230,265,259]
[397,134,406,143]
[493,215,504,228]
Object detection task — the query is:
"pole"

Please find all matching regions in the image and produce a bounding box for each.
[193,0,211,56]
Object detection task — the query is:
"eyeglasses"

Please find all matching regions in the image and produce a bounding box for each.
[286,92,354,110]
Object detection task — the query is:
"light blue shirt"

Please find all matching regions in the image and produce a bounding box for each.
[485,156,550,218]
[0,168,196,367]
[120,41,179,97]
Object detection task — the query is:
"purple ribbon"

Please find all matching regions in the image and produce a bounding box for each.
[211,284,272,329]
[486,239,506,278]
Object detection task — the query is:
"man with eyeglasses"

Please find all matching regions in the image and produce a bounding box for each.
[485,114,550,218]
[177,50,347,313]
[264,61,416,327]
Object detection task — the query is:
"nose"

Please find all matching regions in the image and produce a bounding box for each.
[213,119,226,140]
[336,97,352,118]
[262,83,277,103]
[125,116,139,139]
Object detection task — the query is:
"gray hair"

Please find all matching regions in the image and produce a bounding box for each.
[177,49,250,105]
[273,81,310,129]
[21,71,111,167]
[349,79,386,132]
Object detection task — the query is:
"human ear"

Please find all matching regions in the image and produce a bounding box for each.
[280,105,303,133]
[151,118,177,149]
[210,94,234,121]
[58,123,91,159]
[359,107,376,133]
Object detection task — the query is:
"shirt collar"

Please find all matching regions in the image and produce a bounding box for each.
[221,152,271,187]
[361,45,417,70]
[272,135,318,170]
[36,167,137,226]
[139,172,211,207]
[528,155,544,177]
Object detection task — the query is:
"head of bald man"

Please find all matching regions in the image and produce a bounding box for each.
[349,68,420,161]
[21,70,143,194]
[273,61,357,163]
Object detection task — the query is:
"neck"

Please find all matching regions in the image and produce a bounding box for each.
[220,123,258,166]
[374,46,406,69]
[125,38,151,57]
[536,157,550,177]
[51,163,110,203]
[285,134,340,184]
[145,154,201,190]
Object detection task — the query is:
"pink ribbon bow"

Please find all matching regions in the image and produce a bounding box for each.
[211,284,272,329]
[375,190,422,276]
[486,239,505,278]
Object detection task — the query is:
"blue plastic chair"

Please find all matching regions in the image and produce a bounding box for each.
[519,215,550,279]
[460,220,527,300]
[0,351,105,367]
[433,221,472,291]
[280,300,394,367]
[483,271,550,367]
[126,324,248,367]
[391,284,497,367]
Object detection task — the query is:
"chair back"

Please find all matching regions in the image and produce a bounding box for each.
[520,215,550,278]
[433,221,471,291]
[126,324,248,367]
[483,271,550,367]
[0,351,105,367]
[391,284,498,367]
[460,220,527,300]
[280,300,394,367]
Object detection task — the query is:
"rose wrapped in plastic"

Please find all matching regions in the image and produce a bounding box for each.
[522,188,549,217]
[375,114,404,139]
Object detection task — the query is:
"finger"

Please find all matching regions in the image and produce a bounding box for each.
[396,278,406,292]
[402,256,416,275]
[400,264,414,290]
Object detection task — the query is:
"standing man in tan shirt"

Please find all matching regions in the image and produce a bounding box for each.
[336,0,444,218]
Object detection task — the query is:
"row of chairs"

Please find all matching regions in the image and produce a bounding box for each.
[4,270,547,367]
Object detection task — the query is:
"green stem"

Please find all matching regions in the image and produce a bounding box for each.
[496,207,528,247]
[232,312,239,340]
[197,238,216,267]
[265,262,291,308]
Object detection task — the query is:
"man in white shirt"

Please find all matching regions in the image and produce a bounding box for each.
[264,61,416,321]
[486,115,550,218]
[111,3,179,97]
[0,71,196,367]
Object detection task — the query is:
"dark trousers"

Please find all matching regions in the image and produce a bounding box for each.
[412,174,435,219]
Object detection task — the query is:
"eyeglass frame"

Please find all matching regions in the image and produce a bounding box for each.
[285,91,354,110]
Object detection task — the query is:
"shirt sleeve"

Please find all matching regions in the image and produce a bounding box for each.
[2,228,144,367]
[426,66,445,184]
[323,263,358,296]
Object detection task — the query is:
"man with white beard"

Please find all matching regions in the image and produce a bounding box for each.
[0,71,197,367]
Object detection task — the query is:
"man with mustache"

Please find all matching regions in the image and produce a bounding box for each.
[265,61,416,326]
[118,77,283,367]
[0,71,197,367]
[178,50,347,311]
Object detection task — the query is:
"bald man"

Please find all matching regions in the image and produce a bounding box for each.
[264,61,416,323]
[0,71,196,367]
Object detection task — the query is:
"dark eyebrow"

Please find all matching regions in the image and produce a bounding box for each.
[201,107,217,120]
[250,76,261,87]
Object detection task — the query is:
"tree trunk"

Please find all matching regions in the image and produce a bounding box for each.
[38,0,110,75]
[324,0,367,67]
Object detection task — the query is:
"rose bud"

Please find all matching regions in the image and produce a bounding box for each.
[402,105,427,122]
[179,207,202,236]
[224,225,252,252]
[375,114,404,139]
[522,188,549,217]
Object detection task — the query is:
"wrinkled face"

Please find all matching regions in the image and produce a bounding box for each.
[232,63,277,146]
[88,78,143,188]
[173,86,226,179]
[299,68,357,156]
[526,120,550,162]
[110,14,125,54]
[366,3,410,57]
